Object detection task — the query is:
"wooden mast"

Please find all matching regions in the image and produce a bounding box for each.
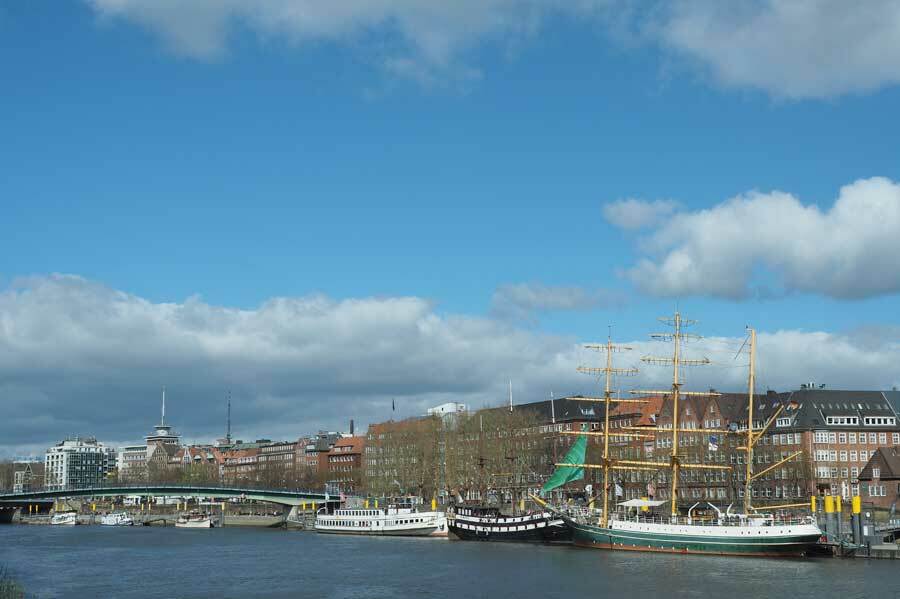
[639,311,719,520]
[744,327,756,514]
[576,335,638,528]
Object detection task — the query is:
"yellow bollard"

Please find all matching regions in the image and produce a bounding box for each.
[433,497,439,511]
[810,496,816,513]
[824,495,834,514]
[641,497,649,512]
[852,495,861,514]
[302,502,306,511]
[374,500,378,509]
[363,500,368,509]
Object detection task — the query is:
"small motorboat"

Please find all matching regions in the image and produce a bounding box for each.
[175,511,214,528]
[99,512,134,526]
[50,512,78,526]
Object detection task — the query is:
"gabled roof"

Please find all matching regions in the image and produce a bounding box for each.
[330,436,365,455]
[859,447,900,481]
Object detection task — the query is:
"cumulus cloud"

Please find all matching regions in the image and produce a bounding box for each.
[603,198,680,230]
[85,0,595,82]
[0,274,586,456]
[659,0,900,99]
[490,283,625,321]
[622,176,900,299]
[1,274,897,457]
[82,1,900,97]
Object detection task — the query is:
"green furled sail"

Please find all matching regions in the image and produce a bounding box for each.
[540,435,586,496]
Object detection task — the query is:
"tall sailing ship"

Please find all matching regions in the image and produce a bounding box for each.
[541,314,822,557]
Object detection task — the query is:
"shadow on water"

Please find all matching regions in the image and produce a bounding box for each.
[0,526,892,599]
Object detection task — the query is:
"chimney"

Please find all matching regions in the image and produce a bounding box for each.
[350,419,354,436]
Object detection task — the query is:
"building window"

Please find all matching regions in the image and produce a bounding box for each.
[839,451,848,462]
[850,451,858,462]
[869,433,877,444]
[849,432,857,444]
[873,467,881,479]
[879,433,887,445]
[893,433,900,445]
[838,433,847,444]
[814,431,829,444]
[776,417,791,427]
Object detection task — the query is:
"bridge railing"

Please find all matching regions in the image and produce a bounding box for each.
[1,482,333,498]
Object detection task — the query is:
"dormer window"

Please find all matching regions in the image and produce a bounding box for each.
[776,417,792,427]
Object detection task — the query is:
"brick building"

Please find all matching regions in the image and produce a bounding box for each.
[609,388,900,507]
[326,436,365,493]
[858,447,900,511]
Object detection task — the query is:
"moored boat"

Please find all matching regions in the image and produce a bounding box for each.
[99,512,134,526]
[315,506,447,536]
[50,512,78,526]
[175,511,214,528]
[547,316,823,557]
[564,499,822,556]
[448,505,571,543]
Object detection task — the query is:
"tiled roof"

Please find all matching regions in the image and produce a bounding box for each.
[859,447,900,481]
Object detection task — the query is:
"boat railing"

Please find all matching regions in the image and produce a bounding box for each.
[610,513,815,527]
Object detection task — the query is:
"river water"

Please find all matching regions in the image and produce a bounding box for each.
[0,526,893,598]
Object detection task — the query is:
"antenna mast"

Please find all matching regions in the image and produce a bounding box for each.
[227,391,232,444]
[161,386,166,427]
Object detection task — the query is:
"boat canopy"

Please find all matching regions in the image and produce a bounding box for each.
[617,499,666,508]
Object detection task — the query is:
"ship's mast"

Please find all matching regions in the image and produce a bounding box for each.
[636,311,722,519]
[744,328,756,514]
[739,327,804,514]
[572,334,640,527]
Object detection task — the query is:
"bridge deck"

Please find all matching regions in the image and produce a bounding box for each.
[0,485,337,507]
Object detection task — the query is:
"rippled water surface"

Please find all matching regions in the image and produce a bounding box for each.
[1,526,894,598]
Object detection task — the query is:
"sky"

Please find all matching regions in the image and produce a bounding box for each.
[1,0,900,456]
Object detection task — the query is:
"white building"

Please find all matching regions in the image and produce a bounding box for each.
[427,402,468,417]
[117,444,149,481]
[44,437,117,491]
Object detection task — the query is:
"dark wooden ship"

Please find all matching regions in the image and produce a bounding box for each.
[447,505,572,543]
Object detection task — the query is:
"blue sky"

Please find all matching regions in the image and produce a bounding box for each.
[1,1,899,453]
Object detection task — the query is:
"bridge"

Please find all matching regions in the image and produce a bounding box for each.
[0,484,341,522]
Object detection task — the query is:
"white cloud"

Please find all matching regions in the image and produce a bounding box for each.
[1,274,897,457]
[83,1,900,97]
[603,198,680,230]
[658,0,900,99]
[623,176,900,299]
[0,274,585,455]
[491,283,625,320]
[85,0,594,82]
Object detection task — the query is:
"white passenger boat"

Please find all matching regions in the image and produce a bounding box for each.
[175,511,214,528]
[99,512,134,526]
[315,506,447,537]
[50,512,78,526]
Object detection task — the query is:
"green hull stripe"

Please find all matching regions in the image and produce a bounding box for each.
[572,524,820,553]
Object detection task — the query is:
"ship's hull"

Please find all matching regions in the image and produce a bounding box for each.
[449,521,571,543]
[315,525,440,537]
[175,518,213,528]
[448,512,572,544]
[569,520,822,557]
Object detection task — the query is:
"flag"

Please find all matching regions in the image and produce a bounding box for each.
[614,483,623,498]
[646,481,656,498]
[392,398,395,412]
[649,413,656,423]
[708,435,719,452]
